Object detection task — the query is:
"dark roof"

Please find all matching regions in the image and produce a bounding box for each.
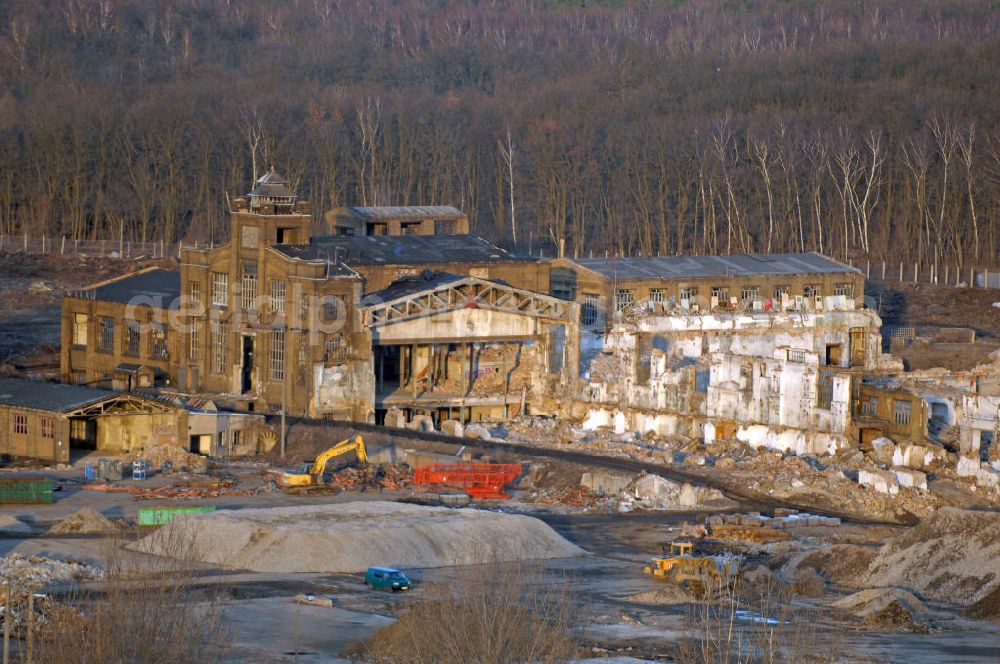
[0,378,116,413]
[248,167,296,199]
[362,272,469,302]
[274,234,523,265]
[76,268,181,309]
[350,206,464,220]
[571,252,859,282]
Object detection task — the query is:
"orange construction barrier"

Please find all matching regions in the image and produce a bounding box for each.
[413,462,521,500]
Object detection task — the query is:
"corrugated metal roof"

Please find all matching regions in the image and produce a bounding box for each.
[76,268,181,309]
[274,234,521,265]
[350,205,464,219]
[363,272,469,302]
[0,378,116,413]
[572,252,858,281]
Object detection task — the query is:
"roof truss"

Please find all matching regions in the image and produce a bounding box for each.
[65,393,177,417]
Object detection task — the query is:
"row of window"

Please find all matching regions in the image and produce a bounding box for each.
[857,397,912,425]
[11,413,54,438]
[190,324,349,378]
[192,271,340,321]
[74,314,168,359]
[612,283,855,311]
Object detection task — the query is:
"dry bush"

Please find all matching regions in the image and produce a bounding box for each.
[352,562,579,664]
[30,524,228,664]
[675,572,839,664]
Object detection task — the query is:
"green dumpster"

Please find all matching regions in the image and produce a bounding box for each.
[136,506,217,527]
[0,477,54,504]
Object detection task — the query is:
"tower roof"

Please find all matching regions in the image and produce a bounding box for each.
[248,166,296,200]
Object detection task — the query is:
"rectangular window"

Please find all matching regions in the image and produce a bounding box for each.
[834,283,854,298]
[299,294,309,325]
[210,321,227,374]
[40,417,53,439]
[804,284,821,298]
[98,317,115,353]
[773,285,790,300]
[786,349,807,363]
[12,414,27,435]
[324,335,347,364]
[124,320,141,357]
[188,280,201,306]
[150,322,168,360]
[816,371,834,409]
[894,400,912,426]
[211,272,228,306]
[72,313,88,347]
[271,280,286,314]
[680,287,698,302]
[187,329,200,362]
[861,397,878,417]
[241,260,258,311]
[434,220,457,235]
[648,288,667,304]
[614,289,634,312]
[711,287,728,303]
[581,293,600,327]
[270,330,285,381]
[741,286,760,302]
[298,343,308,379]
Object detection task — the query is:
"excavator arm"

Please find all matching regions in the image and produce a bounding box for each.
[280,435,367,487]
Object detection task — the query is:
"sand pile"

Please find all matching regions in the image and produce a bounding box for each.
[781,544,875,588]
[834,588,929,631]
[0,514,33,534]
[865,508,1000,606]
[130,502,582,573]
[48,507,119,534]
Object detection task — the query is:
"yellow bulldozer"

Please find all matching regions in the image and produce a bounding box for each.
[643,541,738,596]
[280,435,368,489]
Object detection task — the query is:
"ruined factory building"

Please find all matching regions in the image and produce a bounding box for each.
[0,377,261,463]
[59,169,877,434]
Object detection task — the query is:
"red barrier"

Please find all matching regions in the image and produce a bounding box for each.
[413,462,522,500]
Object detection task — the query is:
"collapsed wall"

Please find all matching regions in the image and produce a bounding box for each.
[130,501,582,573]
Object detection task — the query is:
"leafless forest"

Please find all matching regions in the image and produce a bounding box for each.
[0,0,998,266]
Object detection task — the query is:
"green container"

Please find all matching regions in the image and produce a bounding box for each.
[136,506,217,527]
[0,477,54,504]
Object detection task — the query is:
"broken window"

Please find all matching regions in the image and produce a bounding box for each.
[680,287,698,302]
[187,330,200,361]
[786,349,807,363]
[270,330,285,381]
[893,400,912,426]
[271,280,286,315]
[40,417,53,439]
[860,397,878,417]
[188,281,201,306]
[124,320,141,357]
[298,343,308,379]
[434,220,457,234]
[241,260,258,311]
[804,284,821,298]
[150,322,168,360]
[581,293,600,327]
[711,287,728,305]
[834,283,854,298]
[773,285,789,300]
[400,221,421,235]
[299,294,310,325]
[321,296,343,322]
[12,414,27,435]
[741,286,760,303]
[72,313,88,347]
[615,289,634,312]
[648,289,668,309]
[211,272,228,306]
[324,335,347,364]
[550,268,576,301]
[816,370,834,408]
[210,321,227,374]
[98,317,114,353]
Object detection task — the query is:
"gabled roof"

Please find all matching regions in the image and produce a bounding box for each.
[72,267,181,309]
[570,252,859,282]
[0,378,116,413]
[349,205,465,220]
[273,234,524,265]
[248,167,296,199]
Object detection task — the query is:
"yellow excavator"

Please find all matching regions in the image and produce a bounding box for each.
[280,435,368,488]
[643,541,738,596]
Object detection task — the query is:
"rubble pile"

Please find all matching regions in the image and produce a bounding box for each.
[143,443,210,472]
[527,485,609,509]
[833,588,930,632]
[0,554,103,587]
[48,507,119,534]
[326,463,412,492]
[83,478,262,500]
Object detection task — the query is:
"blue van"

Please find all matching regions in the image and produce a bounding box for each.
[364,567,410,592]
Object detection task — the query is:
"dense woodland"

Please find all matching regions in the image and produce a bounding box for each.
[0,0,998,268]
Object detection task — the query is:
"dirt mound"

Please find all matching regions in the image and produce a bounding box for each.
[865,508,1000,606]
[782,544,875,588]
[48,507,119,534]
[834,588,929,632]
[0,514,33,534]
[130,501,582,573]
[623,585,692,605]
[967,585,1000,620]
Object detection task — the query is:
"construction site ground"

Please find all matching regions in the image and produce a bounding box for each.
[3,423,1000,663]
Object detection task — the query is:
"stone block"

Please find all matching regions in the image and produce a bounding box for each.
[384,408,406,429]
[858,469,899,495]
[956,455,980,478]
[440,419,464,438]
[581,472,632,496]
[894,467,928,491]
[870,437,895,464]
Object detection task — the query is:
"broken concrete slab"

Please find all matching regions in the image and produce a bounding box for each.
[894,468,928,491]
[858,469,899,495]
[956,455,980,477]
[581,472,632,496]
[439,419,464,438]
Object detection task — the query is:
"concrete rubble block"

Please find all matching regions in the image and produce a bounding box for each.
[581,472,633,496]
[956,455,981,478]
[894,467,929,491]
[976,468,1000,489]
[869,437,895,464]
[408,415,435,433]
[383,407,406,429]
[439,419,464,438]
[463,423,491,440]
[633,474,680,501]
[858,469,899,495]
